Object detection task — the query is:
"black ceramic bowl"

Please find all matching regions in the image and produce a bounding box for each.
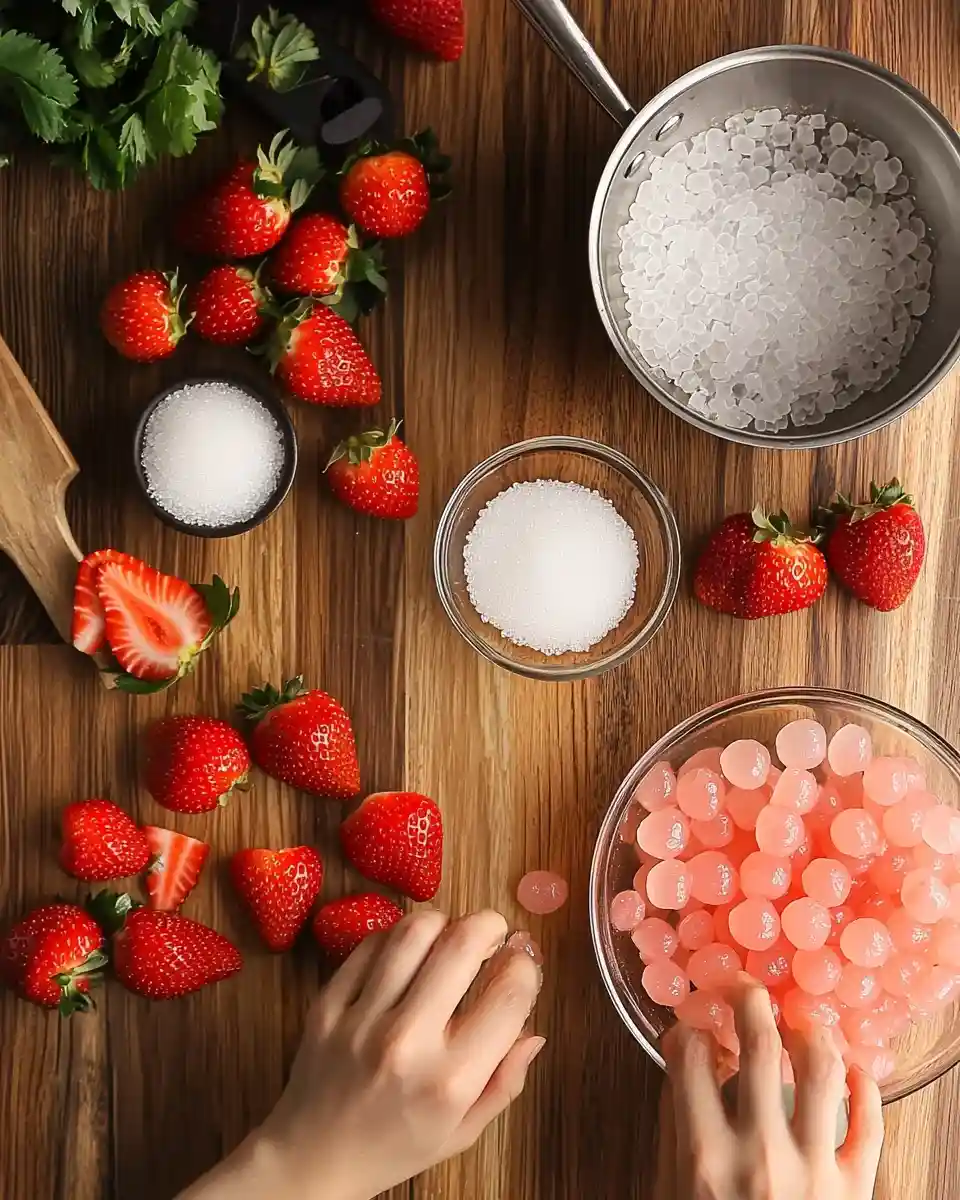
[133,376,298,539]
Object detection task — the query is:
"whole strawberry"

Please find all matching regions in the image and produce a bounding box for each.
[340,131,451,239]
[341,792,442,901]
[312,893,404,963]
[142,715,251,814]
[190,264,271,345]
[60,798,151,881]
[325,420,419,520]
[177,131,317,259]
[694,507,828,619]
[369,0,465,61]
[266,301,381,406]
[822,479,925,611]
[230,846,324,952]
[239,676,360,799]
[268,213,386,305]
[100,270,188,362]
[1,904,105,1014]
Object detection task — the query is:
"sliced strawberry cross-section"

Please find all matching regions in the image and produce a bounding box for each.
[71,549,141,655]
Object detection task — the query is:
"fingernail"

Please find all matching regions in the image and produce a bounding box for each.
[524,1036,546,1067]
[506,930,544,968]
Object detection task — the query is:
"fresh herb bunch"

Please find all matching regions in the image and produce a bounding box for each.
[0,0,222,189]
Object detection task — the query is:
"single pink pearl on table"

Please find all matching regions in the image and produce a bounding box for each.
[781,897,831,950]
[792,947,842,996]
[781,988,841,1030]
[609,890,646,932]
[868,846,913,895]
[880,952,928,998]
[633,761,678,812]
[641,960,690,1006]
[740,851,792,900]
[728,897,781,951]
[770,768,819,814]
[922,804,960,854]
[882,791,937,848]
[886,907,934,954]
[677,909,715,951]
[845,1044,896,1082]
[726,786,770,831]
[631,917,679,962]
[835,964,882,1009]
[690,809,736,849]
[674,989,729,1031]
[678,746,724,777]
[755,806,805,857]
[830,808,883,858]
[840,918,894,967]
[745,937,795,988]
[688,850,738,904]
[720,739,771,790]
[826,904,855,947]
[636,807,691,859]
[686,942,743,988]
[775,719,827,770]
[802,857,852,906]
[901,867,951,923]
[862,756,913,806]
[827,723,873,777]
[516,871,569,915]
[646,859,694,910]
[676,768,726,821]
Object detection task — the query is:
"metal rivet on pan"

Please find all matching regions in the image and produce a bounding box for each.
[624,151,646,178]
[655,113,683,140]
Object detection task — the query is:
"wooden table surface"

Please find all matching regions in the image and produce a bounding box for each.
[2,0,960,1196]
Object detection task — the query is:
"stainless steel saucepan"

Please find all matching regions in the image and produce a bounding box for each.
[511,0,960,450]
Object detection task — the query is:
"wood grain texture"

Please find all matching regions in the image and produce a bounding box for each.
[1,0,960,1197]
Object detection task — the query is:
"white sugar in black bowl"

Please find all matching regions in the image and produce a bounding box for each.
[134,377,297,538]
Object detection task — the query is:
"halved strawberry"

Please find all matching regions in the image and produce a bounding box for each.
[71,549,141,655]
[143,826,210,912]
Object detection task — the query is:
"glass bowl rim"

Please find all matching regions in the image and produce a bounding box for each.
[432,435,682,681]
[588,684,960,1103]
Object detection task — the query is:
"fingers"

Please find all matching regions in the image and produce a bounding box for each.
[728,978,786,1136]
[351,910,450,1023]
[784,1024,847,1155]
[444,1035,545,1156]
[838,1066,884,1184]
[313,932,386,1025]
[662,1024,728,1153]
[399,910,510,1028]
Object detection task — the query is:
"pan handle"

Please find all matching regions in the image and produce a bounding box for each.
[509,0,637,128]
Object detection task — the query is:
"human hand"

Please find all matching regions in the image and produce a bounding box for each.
[180,909,543,1200]
[655,979,884,1200]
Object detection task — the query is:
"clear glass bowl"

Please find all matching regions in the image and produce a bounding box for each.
[432,436,681,680]
[589,687,960,1103]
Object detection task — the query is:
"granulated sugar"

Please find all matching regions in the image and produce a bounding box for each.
[463,480,639,654]
[618,110,933,431]
[141,381,286,527]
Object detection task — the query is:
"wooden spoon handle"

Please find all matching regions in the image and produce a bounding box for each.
[9,497,83,646]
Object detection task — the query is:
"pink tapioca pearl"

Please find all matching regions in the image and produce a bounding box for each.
[636,807,691,859]
[631,917,679,962]
[802,857,852,906]
[642,960,690,1006]
[835,964,882,1009]
[726,786,770,831]
[740,852,792,900]
[789,837,815,876]
[886,907,934,954]
[781,898,832,950]
[880,953,929,998]
[646,859,694,910]
[618,803,642,844]
[676,769,726,821]
[909,964,960,1012]
[862,756,914,807]
[678,746,724,777]
[688,851,738,904]
[805,782,845,838]
[830,809,883,858]
[827,905,855,948]
[874,994,912,1037]
[949,883,960,922]
[912,842,956,877]
[756,807,805,857]
[827,723,873,777]
[776,720,827,770]
[728,898,781,951]
[686,942,743,988]
[677,909,715,951]
[781,987,841,1030]
[841,1008,889,1047]
[674,989,729,1032]
[845,1043,897,1082]
[676,836,705,863]
[770,768,819,815]
[720,739,771,790]
[712,902,734,944]
[609,890,646,932]
[882,791,937,848]
[933,920,960,967]
[691,809,735,849]
[840,918,894,967]
[792,947,842,995]
[868,846,912,895]
[633,761,678,812]
[517,871,569,914]
[745,937,795,988]
[922,804,960,854]
[902,868,951,923]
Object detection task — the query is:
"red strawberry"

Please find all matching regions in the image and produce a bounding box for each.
[822,479,926,611]
[142,716,251,814]
[340,131,451,239]
[59,798,151,882]
[100,270,188,362]
[230,846,324,952]
[177,131,317,259]
[239,676,360,798]
[143,826,211,911]
[694,507,828,619]
[190,264,271,345]
[311,893,403,963]
[96,565,239,693]
[268,213,386,305]
[325,420,419,520]
[341,791,442,902]
[1,904,105,1014]
[266,302,381,406]
[369,0,464,61]
[71,548,141,655]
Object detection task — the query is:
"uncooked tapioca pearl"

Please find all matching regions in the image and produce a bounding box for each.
[781,988,841,1030]
[691,809,736,849]
[830,808,882,858]
[862,756,914,806]
[887,908,934,954]
[841,917,894,967]
[675,990,729,1031]
[922,804,960,854]
[618,804,642,844]
[836,964,883,1008]
[803,858,852,906]
[901,868,950,922]
[688,851,738,904]
[771,768,819,814]
[827,724,873,776]
[726,786,770,830]
[883,791,936,847]
[729,898,781,951]
[868,846,912,895]
[792,947,842,995]
[687,942,743,988]
[633,761,677,812]
[756,806,805,856]
[678,746,724,777]
[516,871,569,914]
[610,890,646,931]
[646,859,694,910]
[677,909,715,951]
[846,1044,896,1082]
[827,905,855,947]
[642,960,690,1005]
[636,807,691,858]
[880,952,928,997]
[912,842,954,875]
[931,920,960,967]
[720,739,771,789]
[911,964,960,1012]
[745,938,795,987]
[781,898,831,950]
[740,851,791,900]
[676,768,726,820]
[631,917,679,961]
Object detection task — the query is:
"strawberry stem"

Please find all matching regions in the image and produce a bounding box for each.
[751,506,820,547]
[239,676,307,723]
[826,478,914,525]
[325,419,401,471]
[85,890,140,937]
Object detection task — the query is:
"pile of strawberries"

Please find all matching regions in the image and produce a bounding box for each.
[694,478,926,620]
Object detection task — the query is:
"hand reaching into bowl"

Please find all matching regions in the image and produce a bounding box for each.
[655,978,884,1200]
